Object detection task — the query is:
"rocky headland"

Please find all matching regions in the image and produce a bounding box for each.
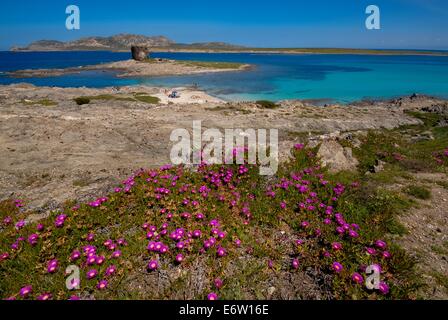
[7,58,251,79]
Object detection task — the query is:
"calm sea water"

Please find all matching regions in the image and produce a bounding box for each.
[1,51,448,103]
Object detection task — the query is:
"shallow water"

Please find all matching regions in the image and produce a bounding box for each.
[1,51,448,103]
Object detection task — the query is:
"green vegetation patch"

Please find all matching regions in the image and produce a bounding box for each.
[133,93,160,104]
[404,185,432,200]
[178,60,244,69]
[255,100,279,109]
[73,93,160,105]
[21,98,57,107]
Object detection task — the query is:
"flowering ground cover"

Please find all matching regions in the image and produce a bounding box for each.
[0,111,447,300]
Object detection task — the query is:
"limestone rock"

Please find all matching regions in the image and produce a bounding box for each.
[373,160,386,173]
[317,140,358,173]
[411,131,435,142]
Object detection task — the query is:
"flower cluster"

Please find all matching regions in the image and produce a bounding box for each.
[0,143,405,300]
[433,148,448,166]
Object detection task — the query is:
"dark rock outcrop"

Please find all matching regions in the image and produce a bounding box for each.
[421,102,448,115]
[131,46,150,61]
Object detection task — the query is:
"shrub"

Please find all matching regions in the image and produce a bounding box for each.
[404,185,431,200]
[0,144,420,300]
[255,100,279,109]
[74,97,91,105]
[134,94,160,104]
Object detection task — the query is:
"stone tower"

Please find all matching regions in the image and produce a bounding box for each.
[131,46,150,61]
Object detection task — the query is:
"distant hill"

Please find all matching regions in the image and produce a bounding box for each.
[174,42,246,50]
[10,34,244,52]
[10,34,447,56]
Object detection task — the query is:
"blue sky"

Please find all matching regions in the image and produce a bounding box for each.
[0,0,447,50]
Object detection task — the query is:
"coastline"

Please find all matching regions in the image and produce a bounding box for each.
[9,48,448,56]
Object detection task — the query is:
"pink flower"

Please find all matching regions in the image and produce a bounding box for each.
[209,219,220,227]
[348,229,359,238]
[160,245,169,254]
[87,255,96,266]
[37,293,52,300]
[96,255,105,265]
[147,260,158,271]
[332,242,343,251]
[192,230,202,238]
[15,220,26,230]
[351,272,364,284]
[86,233,95,242]
[196,213,204,220]
[97,280,108,290]
[117,238,127,246]
[207,292,218,300]
[19,285,32,298]
[216,247,227,257]
[375,240,387,249]
[378,281,390,295]
[0,252,10,261]
[332,262,343,273]
[47,259,59,273]
[175,254,184,263]
[111,250,121,259]
[105,265,117,277]
[28,234,39,246]
[70,250,81,262]
[214,278,223,289]
[86,269,98,279]
[146,232,154,239]
[291,258,299,269]
[3,216,12,225]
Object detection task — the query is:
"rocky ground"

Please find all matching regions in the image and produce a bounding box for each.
[393,173,448,299]
[0,84,432,211]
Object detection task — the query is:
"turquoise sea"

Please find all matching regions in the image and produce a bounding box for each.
[0,51,447,103]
